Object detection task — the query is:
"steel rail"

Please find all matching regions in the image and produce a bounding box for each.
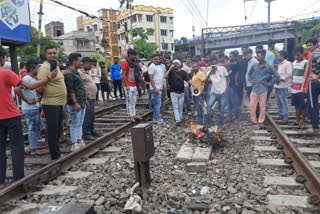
[0,103,156,206]
[265,114,320,206]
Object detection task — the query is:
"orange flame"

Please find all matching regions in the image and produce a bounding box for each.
[186,121,205,139]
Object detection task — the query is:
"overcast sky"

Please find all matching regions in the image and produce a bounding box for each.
[29,0,320,40]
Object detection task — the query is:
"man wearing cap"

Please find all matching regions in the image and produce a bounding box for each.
[164,59,196,126]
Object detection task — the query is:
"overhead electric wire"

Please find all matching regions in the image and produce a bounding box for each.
[186,0,207,26]
[289,0,320,19]
[179,0,205,28]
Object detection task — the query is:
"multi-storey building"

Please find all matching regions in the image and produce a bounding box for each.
[77,8,120,61]
[117,5,175,56]
[45,21,64,38]
[54,31,96,57]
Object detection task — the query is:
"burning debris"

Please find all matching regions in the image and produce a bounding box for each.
[185,121,223,144]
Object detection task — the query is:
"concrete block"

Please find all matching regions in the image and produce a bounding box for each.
[102,146,122,153]
[60,171,93,179]
[253,130,269,135]
[251,136,273,141]
[5,203,43,214]
[33,185,78,195]
[254,146,280,152]
[35,203,94,214]
[257,159,290,167]
[176,144,194,162]
[267,195,312,208]
[263,176,302,187]
[298,147,320,155]
[291,138,320,145]
[82,157,109,165]
[192,147,212,162]
[310,161,320,169]
[186,162,207,173]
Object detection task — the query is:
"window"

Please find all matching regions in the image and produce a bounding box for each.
[56,30,62,37]
[131,15,137,23]
[170,30,174,37]
[160,29,167,36]
[93,24,98,31]
[96,36,99,43]
[171,43,174,51]
[84,40,90,48]
[146,15,153,22]
[117,23,120,29]
[87,26,92,32]
[160,16,167,23]
[118,35,120,40]
[170,17,173,24]
[138,14,142,22]
[162,43,168,50]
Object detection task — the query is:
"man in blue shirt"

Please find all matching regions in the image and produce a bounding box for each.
[248,49,279,125]
[110,57,123,100]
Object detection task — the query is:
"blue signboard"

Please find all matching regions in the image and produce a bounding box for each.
[0,0,30,44]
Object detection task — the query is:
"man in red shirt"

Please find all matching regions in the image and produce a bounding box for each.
[121,48,138,122]
[0,46,57,189]
[199,55,211,67]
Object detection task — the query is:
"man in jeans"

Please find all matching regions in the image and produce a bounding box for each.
[164,59,195,126]
[244,48,258,99]
[110,57,123,100]
[149,54,166,123]
[15,58,46,155]
[80,57,97,140]
[0,45,57,188]
[191,62,206,126]
[248,50,279,125]
[64,53,87,151]
[122,48,138,122]
[37,45,67,160]
[205,65,229,127]
[274,50,292,124]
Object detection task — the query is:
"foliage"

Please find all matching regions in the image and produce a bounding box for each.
[16,26,65,62]
[180,37,187,41]
[296,20,320,45]
[130,27,157,59]
[90,53,112,68]
[131,27,155,40]
[132,39,157,59]
[119,0,133,9]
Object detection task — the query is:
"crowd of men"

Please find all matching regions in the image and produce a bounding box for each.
[1,36,320,188]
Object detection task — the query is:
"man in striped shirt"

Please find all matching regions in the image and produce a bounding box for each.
[292,46,308,127]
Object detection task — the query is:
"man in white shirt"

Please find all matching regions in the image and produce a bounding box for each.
[149,54,166,123]
[205,65,230,127]
[183,56,192,111]
[244,48,258,98]
[89,59,101,102]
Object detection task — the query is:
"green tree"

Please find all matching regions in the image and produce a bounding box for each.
[180,37,187,41]
[17,26,65,62]
[119,0,134,9]
[297,20,320,45]
[130,27,157,59]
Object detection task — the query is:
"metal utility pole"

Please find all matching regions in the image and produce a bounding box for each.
[206,0,209,27]
[157,10,161,53]
[265,0,273,25]
[37,0,44,57]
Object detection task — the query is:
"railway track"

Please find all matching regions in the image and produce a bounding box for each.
[0,101,157,210]
[251,96,320,212]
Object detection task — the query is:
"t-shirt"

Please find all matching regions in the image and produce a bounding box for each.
[168,70,190,94]
[292,60,307,94]
[228,63,240,87]
[265,50,275,67]
[183,63,192,87]
[37,61,67,106]
[210,66,229,94]
[100,68,108,83]
[21,75,40,111]
[80,69,97,100]
[89,66,101,84]
[191,70,206,93]
[122,60,136,87]
[148,63,163,90]
[0,68,21,119]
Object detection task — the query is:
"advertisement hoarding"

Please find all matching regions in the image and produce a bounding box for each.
[0,0,30,44]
